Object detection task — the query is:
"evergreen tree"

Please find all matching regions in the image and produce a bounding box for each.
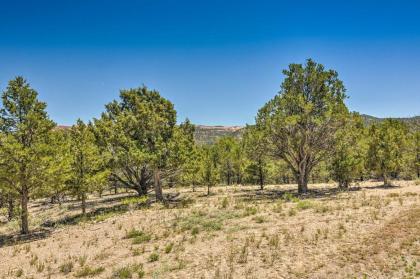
[367,119,408,185]
[0,77,55,234]
[243,125,269,189]
[68,119,108,215]
[330,113,366,188]
[256,59,348,193]
[93,86,177,201]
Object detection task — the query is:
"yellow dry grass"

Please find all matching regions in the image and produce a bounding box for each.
[0,181,419,278]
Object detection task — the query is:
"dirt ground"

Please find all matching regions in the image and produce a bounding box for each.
[0,181,419,279]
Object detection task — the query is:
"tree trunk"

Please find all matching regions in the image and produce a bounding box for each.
[207,184,210,196]
[297,172,308,194]
[8,195,14,221]
[20,187,29,234]
[81,193,86,215]
[258,163,264,190]
[154,169,164,202]
[383,174,389,186]
[339,180,349,189]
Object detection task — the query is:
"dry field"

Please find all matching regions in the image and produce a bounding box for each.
[0,181,419,279]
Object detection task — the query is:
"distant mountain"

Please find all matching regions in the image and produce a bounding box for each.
[55,115,419,145]
[360,114,420,128]
[194,115,420,144]
[194,125,243,144]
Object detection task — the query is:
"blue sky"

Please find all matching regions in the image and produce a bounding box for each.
[1,0,419,125]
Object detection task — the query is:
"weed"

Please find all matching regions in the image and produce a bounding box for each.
[252,215,265,223]
[149,252,159,262]
[165,242,174,254]
[221,197,229,209]
[125,228,151,244]
[243,206,258,217]
[75,266,105,277]
[112,263,143,279]
[59,261,74,274]
[78,255,87,267]
[15,268,23,277]
[296,200,314,210]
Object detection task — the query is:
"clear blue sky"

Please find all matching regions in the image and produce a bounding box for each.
[1,0,419,125]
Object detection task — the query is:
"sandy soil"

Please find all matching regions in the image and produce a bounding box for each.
[0,181,419,279]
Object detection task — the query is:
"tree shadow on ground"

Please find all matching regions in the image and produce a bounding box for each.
[361,184,401,190]
[236,186,362,203]
[0,228,52,248]
[41,203,130,228]
[64,193,137,212]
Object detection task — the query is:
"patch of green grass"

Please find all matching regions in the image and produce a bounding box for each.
[164,242,174,254]
[288,208,297,216]
[75,266,105,277]
[149,252,159,262]
[296,200,314,210]
[242,206,258,217]
[176,209,238,233]
[121,196,148,206]
[282,192,299,202]
[112,263,143,279]
[77,255,87,267]
[125,228,152,244]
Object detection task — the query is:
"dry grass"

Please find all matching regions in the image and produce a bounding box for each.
[0,181,419,278]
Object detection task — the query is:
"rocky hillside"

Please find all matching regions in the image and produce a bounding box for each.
[194,125,243,144]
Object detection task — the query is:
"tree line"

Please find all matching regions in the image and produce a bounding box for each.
[0,59,419,234]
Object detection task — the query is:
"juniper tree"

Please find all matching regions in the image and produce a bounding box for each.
[367,119,409,185]
[0,77,55,234]
[243,125,269,190]
[256,59,348,193]
[68,119,108,215]
[329,113,366,188]
[93,86,177,201]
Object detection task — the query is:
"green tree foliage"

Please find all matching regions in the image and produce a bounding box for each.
[68,120,109,215]
[367,119,409,185]
[93,86,177,200]
[256,59,348,193]
[200,145,219,195]
[329,113,366,188]
[0,77,55,234]
[242,125,269,189]
[414,130,420,178]
[215,137,237,185]
[175,120,202,191]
